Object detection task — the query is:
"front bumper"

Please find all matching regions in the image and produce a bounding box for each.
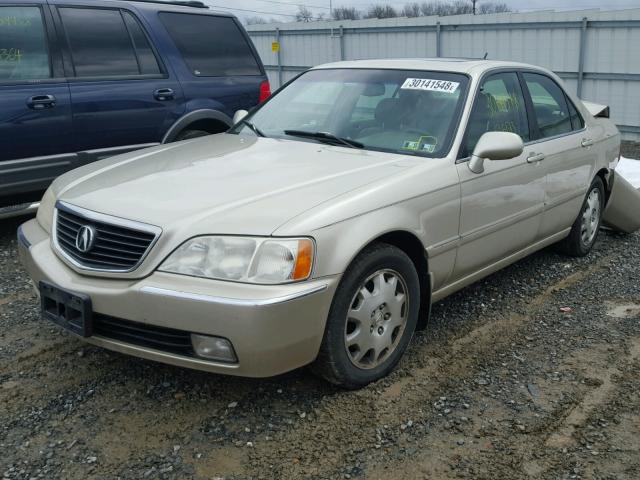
[18,218,340,377]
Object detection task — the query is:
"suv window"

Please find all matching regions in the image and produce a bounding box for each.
[523,73,573,138]
[463,72,529,157]
[159,13,261,77]
[60,7,159,77]
[0,6,50,81]
[122,11,161,75]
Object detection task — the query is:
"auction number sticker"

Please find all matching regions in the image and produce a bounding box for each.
[401,78,459,93]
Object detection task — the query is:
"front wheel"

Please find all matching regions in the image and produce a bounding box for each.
[557,176,605,257]
[312,243,420,389]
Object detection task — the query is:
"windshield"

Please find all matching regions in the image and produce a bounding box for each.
[230,68,469,158]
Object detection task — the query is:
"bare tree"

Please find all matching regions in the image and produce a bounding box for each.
[324,2,513,22]
[295,5,314,22]
[366,5,398,19]
[478,2,511,14]
[332,7,361,20]
[402,3,422,17]
[245,16,268,25]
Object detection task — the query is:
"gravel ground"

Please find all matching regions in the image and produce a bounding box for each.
[2,214,640,479]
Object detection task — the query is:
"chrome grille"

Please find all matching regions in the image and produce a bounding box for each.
[54,202,160,272]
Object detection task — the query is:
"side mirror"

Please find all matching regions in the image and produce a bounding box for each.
[468,132,524,174]
[232,109,249,125]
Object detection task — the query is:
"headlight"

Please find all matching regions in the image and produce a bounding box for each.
[159,236,314,284]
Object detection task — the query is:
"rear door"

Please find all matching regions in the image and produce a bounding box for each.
[519,72,596,238]
[0,3,73,203]
[52,3,184,158]
[158,12,267,118]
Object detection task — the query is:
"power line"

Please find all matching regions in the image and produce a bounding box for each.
[206,3,299,16]
[249,0,330,10]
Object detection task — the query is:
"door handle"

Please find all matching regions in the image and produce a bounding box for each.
[27,94,56,110]
[153,88,175,101]
[581,138,594,148]
[526,152,546,163]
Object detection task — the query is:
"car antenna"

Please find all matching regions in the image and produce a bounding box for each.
[483,52,488,60]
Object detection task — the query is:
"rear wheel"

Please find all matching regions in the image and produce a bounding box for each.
[312,243,420,389]
[557,176,605,257]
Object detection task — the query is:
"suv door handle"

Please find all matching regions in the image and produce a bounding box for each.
[581,138,594,148]
[526,152,546,163]
[153,88,175,101]
[27,95,56,110]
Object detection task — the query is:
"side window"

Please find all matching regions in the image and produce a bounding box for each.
[159,13,261,77]
[566,96,585,131]
[523,73,573,138]
[463,72,529,157]
[122,12,161,75]
[0,6,50,81]
[60,8,139,77]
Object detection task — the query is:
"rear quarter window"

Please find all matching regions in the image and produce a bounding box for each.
[159,12,261,77]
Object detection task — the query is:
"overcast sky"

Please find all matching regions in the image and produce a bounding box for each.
[202,0,640,21]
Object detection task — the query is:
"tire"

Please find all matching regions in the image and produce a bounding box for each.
[174,129,210,141]
[312,243,421,389]
[557,176,605,257]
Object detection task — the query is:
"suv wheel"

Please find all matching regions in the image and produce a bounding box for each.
[557,176,605,257]
[312,243,420,389]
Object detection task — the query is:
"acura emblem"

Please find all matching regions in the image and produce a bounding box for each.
[75,225,96,253]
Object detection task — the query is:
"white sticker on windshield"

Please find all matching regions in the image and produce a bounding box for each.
[401,78,459,93]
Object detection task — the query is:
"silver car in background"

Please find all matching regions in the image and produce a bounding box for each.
[18,59,638,388]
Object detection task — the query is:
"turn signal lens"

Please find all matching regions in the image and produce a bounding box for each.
[292,239,314,280]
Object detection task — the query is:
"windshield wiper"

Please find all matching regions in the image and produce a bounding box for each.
[283,130,363,149]
[240,119,266,137]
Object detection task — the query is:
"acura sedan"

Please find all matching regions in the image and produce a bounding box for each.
[18,59,638,388]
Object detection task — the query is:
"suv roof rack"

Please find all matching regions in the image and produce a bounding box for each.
[127,0,208,8]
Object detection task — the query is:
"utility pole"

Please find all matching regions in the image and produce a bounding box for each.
[472,0,477,14]
[329,0,333,19]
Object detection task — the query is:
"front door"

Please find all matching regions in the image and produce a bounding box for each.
[53,5,183,157]
[452,71,546,281]
[0,4,73,202]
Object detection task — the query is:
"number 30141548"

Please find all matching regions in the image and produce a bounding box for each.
[0,48,22,62]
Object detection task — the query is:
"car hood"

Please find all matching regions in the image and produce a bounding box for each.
[56,133,419,236]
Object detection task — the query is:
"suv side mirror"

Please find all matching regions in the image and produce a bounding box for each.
[468,132,524,174]
[233,109,249,124]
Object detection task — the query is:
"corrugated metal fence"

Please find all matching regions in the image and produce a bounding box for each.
[247,8,640,141]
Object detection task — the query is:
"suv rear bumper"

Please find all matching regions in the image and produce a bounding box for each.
[18,218,339,377]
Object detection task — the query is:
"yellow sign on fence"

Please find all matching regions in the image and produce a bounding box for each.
[271,41,280,53]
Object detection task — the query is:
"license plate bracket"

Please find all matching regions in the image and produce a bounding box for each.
[39,281,93,337]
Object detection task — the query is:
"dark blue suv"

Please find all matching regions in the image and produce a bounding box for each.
[0,0,270,213]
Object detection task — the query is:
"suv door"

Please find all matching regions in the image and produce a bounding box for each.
[452,71,545,280]
[52,4,184,158]
[519,72,597,238]
[0,3,73,206]
[158,12,267,120]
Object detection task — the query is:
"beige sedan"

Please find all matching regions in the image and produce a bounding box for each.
[18,59,639,388]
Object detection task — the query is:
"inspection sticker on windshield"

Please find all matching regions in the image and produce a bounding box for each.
[401,78,459,93]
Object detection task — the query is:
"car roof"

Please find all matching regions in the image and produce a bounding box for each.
[311,58,541,76]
